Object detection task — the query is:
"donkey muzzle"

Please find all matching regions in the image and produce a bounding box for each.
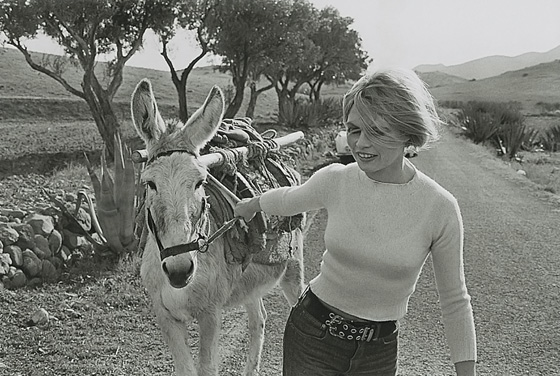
[162,254,196,289]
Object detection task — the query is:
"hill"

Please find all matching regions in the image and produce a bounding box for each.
[0,47,279,122]
[416,71,469,88]
[2,46,559,120]
[426,60,560,113]
[415,45,560,80]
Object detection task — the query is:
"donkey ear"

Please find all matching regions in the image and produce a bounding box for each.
[131,79,167,143]
[180,86,225,153]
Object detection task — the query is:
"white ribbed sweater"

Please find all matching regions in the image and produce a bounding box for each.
[260,162,476,363]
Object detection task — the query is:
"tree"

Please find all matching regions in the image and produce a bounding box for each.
[0,0,175,154]
[208,0,297,119]
[306,7,369,102]
[262,0,322,124]
[155,0,219,123]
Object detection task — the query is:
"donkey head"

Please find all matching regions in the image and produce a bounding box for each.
[131,79,225,288]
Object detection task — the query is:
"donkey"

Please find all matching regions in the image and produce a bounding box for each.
[130,79,304,376]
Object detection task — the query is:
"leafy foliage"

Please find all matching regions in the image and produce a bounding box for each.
[0,0,177,154]
[457,102,501,144]
[457,101,539,158]
[539,124,560,152]
[277,95,343,129]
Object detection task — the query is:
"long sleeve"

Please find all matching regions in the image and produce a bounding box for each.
[259,163,339,216]
[430,197,477,363]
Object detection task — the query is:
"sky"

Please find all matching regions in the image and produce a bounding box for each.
[14,0,560,72]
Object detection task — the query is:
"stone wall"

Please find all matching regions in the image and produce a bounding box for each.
[0,196,98,289]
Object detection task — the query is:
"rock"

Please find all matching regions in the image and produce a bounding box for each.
[59,245,72,262]
[62,229,89,250]
[13,223,36,250]
[8,269,27,288]
[0,224,19,246]
[63,206,92,233]
[0,239,3,252]
[22,249,41,278]
[65,192,77,203]
[40,206,61,217]
[517,169,527,176]
[0,209,26,219]
[48,256,64,271]
[32,246,47,260]
[25,213,55,237]
[0,215,9,222]
[41,259,59,282]
[4,245,23,267]
[28,277,43,287]
[34,235,52,258]
[7,266,17,278]
[27,308,49,326]
[48,229,63,254]
[0,253,12,275]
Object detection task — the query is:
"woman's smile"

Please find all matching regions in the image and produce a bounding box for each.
[356,152,378,161]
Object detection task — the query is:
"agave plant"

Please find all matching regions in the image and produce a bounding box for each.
[84,132,141,257]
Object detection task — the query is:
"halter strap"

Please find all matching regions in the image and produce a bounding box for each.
[147,149,197,165]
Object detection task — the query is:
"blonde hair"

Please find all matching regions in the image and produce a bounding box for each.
[342,68,441,150]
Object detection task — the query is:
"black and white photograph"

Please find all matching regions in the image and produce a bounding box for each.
[0,0,559,375]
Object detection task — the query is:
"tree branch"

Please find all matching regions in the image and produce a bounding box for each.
[9,39,85,99]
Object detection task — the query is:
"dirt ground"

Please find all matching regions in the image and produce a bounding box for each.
[1,128,560,375]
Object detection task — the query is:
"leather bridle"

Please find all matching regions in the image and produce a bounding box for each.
[144,149,240,261]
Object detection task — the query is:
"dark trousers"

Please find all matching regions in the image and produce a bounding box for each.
[283,290,399,376]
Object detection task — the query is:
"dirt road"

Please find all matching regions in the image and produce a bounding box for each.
[238,129,560,375]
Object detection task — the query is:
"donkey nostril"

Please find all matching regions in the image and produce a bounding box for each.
[162,261,170,276]
[161,258,195,289]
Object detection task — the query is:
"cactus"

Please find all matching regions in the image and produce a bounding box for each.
[84,132,141,256]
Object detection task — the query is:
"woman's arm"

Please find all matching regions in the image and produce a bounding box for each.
[235,163,340,221]
[430,198,477,367]
[234,196,262,222]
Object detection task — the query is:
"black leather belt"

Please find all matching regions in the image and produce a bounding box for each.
[301,288,397,342]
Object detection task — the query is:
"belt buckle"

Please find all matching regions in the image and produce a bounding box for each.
[326,313,379,342]
[326,313,346,339]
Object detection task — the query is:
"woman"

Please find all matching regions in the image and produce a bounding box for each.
[234,68,476,376]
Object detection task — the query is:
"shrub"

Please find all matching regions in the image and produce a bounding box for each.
[277,96,343,129]
[457,101,533,159]
[456,102,501,144]
[535,101,560,115]
[439,100,464,109]
[539,124,560,152]
[497,121,538,159]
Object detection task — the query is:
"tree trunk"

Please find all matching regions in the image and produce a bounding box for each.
[83,89,120,159]
[245,81,273,119]
[224,79,245,119]
[177,86,189,123]
[245,82,258,119]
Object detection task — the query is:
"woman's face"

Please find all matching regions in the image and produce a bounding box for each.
[345,105,407,182]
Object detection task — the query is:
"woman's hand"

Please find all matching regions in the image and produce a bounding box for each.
[233,196,262,222]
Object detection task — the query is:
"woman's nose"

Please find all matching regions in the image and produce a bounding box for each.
[356,132,371,148]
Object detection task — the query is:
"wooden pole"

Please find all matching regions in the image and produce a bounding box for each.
[131,131,305,166]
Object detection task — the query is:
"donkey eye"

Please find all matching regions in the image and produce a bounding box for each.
[145,181,157,191]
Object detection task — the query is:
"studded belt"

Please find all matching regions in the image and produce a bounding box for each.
[300,288,397,342]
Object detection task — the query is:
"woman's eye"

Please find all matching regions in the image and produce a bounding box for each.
[348,127,360,135]
[145,181,157,191]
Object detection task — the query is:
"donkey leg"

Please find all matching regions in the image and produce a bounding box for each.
[243,298,267,376]
[155,310,196,376]
[197,309,222,376]
[279,228,305,305]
